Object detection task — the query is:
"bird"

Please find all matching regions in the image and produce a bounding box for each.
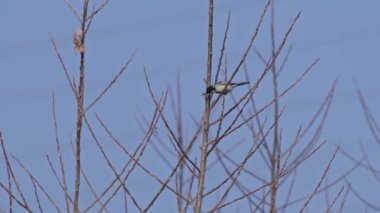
[205,81,250,95]
[73,28,85,53]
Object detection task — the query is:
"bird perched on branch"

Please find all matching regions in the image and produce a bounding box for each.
[73,28,85,53]
[205,81,250,95]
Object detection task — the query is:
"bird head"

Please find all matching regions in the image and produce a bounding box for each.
[206,85,215,94]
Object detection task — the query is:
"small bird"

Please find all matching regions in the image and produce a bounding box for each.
[73,28,85,53]
[205,81,250,95]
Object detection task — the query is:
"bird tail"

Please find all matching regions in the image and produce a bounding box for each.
[236,81,250,87]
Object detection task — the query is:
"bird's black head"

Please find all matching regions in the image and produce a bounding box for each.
[206,85,215,94]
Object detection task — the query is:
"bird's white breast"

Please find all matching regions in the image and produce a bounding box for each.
[215,84,232,93]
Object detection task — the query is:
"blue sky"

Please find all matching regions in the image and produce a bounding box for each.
[1,0,380,212]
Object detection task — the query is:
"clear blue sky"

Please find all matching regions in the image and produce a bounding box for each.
[1,0,380,212]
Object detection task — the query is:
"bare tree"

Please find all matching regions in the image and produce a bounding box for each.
[0,0,348,212]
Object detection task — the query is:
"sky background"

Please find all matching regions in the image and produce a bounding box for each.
[1,0,380,212]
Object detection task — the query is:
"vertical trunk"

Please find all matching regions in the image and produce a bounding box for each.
[195,0,214,212]
[73,2,88,212]
[269,2,279,213]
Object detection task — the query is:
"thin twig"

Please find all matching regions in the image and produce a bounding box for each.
[298,146,339,213]
[144,70,200,173]
[345,180,380,211]
[0,131,13,213]
[46,155,73,205]
[0,133,31,212]
[29,175,44,213]
[85,50,138,112]
[214,12,231,84]
[63,0,81,22]
[51,91,71,212]
[11,155,61,212]
[83,114,143,212]
[50,36,77,97]
[325,186,345,213]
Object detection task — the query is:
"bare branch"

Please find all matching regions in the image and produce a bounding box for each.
[11,155,61,212]
[50,35,77,97]
[346,180,380,211]
[214,12,231,84]
[298,146,339,213]
[325,186,345,213]
[63,0,81,22]
[51,91,71,212]
[0,133,31,211]
[85,50,138,112]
